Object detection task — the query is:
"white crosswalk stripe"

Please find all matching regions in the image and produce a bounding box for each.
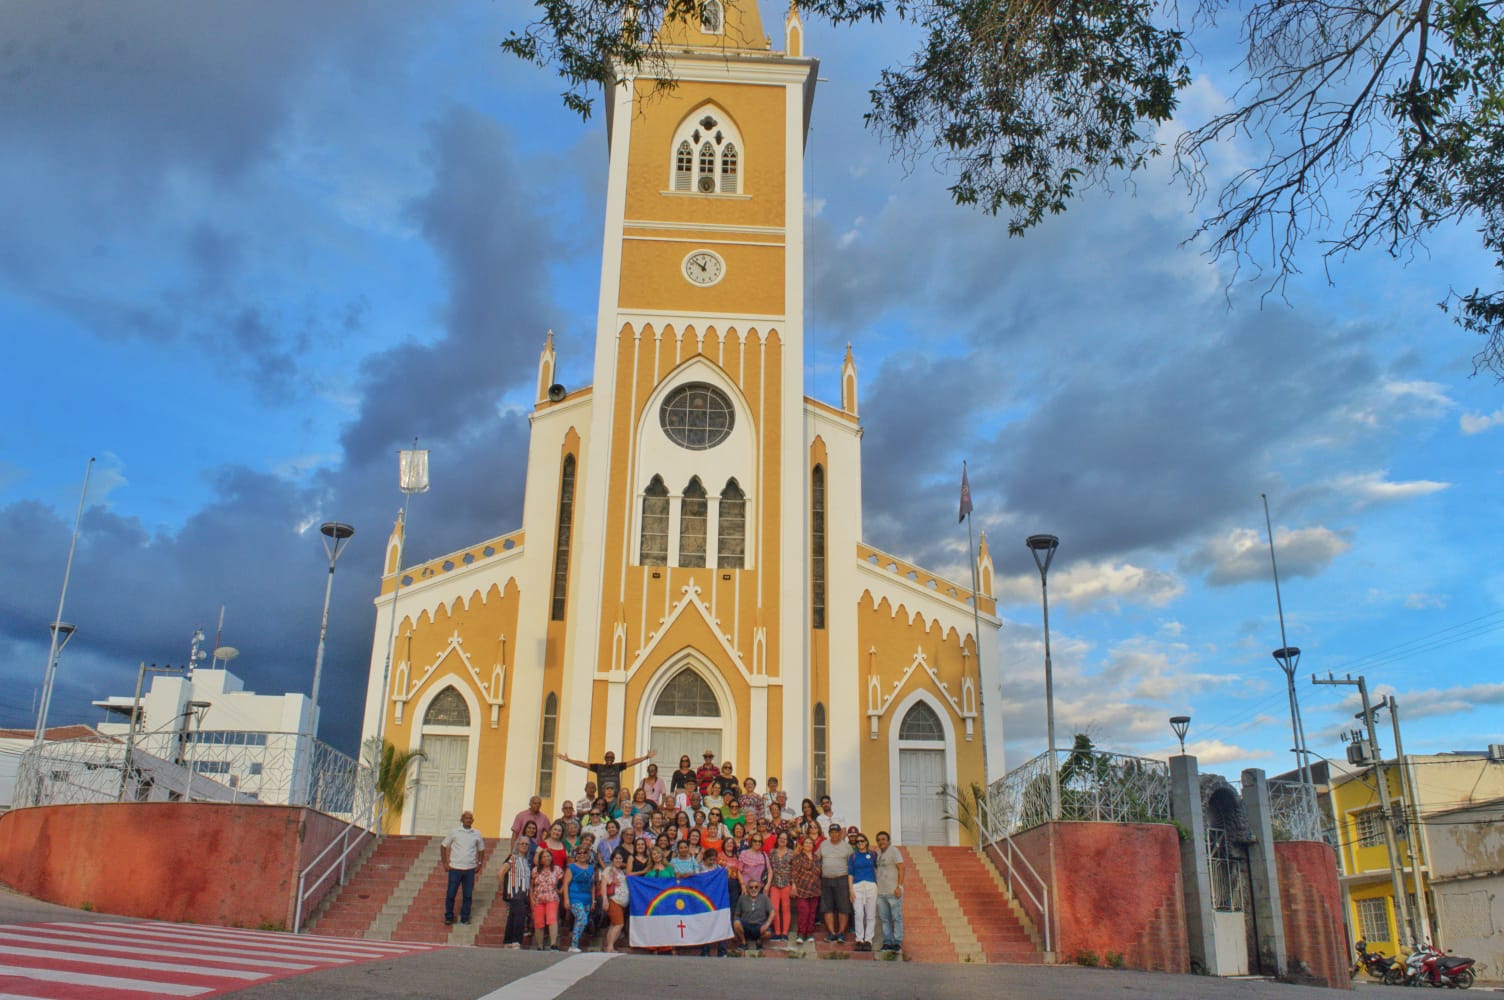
[0,920,441,999]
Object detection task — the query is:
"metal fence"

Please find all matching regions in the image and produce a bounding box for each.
[13,730,380,822]
[987,748,1172,835]
[1267,777,1326,843]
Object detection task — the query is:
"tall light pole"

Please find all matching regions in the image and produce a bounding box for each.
[34,457,94,749]
[1027,533,1061,821]
[1262,494,1320,822]
[310,522,355,734]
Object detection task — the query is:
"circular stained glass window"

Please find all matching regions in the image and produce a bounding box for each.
[660,382,734,450]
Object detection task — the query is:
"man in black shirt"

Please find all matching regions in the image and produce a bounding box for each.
[556,747,656,795]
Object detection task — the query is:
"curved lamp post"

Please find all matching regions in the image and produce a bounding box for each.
[1027,533,1061,821]
[310,522,355,733]
[1170,715,1191,755]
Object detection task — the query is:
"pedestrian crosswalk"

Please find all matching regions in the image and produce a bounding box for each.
[0,920,441,998]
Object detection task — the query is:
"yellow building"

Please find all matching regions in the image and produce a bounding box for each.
[357,0,1003,842]
[1332,751,1504,956]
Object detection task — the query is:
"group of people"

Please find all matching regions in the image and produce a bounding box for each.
[442,747,906,956]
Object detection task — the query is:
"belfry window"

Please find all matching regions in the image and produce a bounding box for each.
[680,477,708,568]
[718,478,746,569]
[538,692,559,796]
[424,686,470,726]
[668,108,744,195]
[812,703,828,799]
[641,475,670,566]
[899,701,945,741]
[701,0,722,33]
[675,141,694,191]
[550,454,576,621]
[811,464,826,629]
[720,144,738,194]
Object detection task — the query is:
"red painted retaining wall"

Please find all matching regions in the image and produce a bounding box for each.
[1009,822,1189,973]
[0,803,347,930]
[1275,840,1350,990]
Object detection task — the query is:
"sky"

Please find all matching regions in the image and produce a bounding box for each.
[2,0,1501,782]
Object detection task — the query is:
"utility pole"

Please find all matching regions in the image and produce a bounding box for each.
[1314,672,1413,950]
[1388,696,1432,945]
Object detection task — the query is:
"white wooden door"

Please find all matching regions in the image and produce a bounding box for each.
[651,728,721,776]
[898,748,948,844]
[414,735,468,835]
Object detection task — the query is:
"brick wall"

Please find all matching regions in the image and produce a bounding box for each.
[0,802,344,930]
[1009,821,1189,973]
[1275,840,1350,990]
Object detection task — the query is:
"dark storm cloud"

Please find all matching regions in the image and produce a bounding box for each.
[341,108,563,465]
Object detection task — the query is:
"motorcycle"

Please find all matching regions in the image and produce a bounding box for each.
[1395,943,1476,989]
[1352,940,1400,983]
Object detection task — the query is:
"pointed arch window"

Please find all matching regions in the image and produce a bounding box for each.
[655,669,720,717]
[701,0,723,33]
[720,143,738,193]
[812,702,828,800]
[551,454,576,620]
[697,141,717,192]
[641,475,670,566]
[675,141,694,191]
[680,477,708,568]
[538,692,559,796]
[717,478,746,569]
[424,686,471,726]
[811,464,826,629]
[899,701,945,741]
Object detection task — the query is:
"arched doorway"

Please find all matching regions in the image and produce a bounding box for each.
[413,686,471,835]
[645,667,724,771]
[893,698,954,845]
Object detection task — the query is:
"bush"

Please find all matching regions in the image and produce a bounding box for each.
[1074,949,1100,967]
[1106,951,1125,968]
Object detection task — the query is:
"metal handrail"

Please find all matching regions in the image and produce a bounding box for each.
[974,806,1053,955]
[293,800,384,934]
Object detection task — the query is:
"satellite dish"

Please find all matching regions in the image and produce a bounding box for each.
[547,383,567,402]
[213,646,239,664]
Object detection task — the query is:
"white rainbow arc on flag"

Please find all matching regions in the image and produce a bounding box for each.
[626,869,732,947]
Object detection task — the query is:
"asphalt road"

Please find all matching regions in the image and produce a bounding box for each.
[0,887,1360,999]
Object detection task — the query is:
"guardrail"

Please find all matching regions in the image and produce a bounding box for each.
[294,799,384,934]
[974,805,1053,955]
[987,748,1171,835]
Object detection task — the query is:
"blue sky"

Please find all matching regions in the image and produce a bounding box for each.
[2,0,1500,780]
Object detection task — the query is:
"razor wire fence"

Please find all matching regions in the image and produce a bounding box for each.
[1267,777,1327,843]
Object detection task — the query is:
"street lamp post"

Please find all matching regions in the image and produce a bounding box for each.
[310,522,355,732]
[1026,533,1061,821]
[1272,646,1320,823]
[1170,715,1191,755]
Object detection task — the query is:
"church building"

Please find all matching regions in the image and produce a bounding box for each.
[358,0,1003,843]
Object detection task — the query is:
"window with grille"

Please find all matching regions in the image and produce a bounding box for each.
[717,479,745,569]
[654,670,720,717]
[812,703,827,800]
[539,693,559,796]
[899,701,945,741]
[660,382,734,450]
[641,475,670,566]
[551,454,576,620]
[680,477,708,568]
[1356,897,1390,943]
[1355,808,1384,847]
[675,141,694,191]
[424,687,471,726]
[698,142,716,191]
[721,144,738,193]
[811,465,826,628]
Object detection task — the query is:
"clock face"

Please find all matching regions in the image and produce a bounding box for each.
[684,251,724,286]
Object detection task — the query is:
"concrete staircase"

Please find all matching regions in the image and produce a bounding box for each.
[309,837,1042,965]
[308,835,504,946]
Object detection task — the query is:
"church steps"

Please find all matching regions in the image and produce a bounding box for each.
[307,835,434,939]
[904,846,1042,964]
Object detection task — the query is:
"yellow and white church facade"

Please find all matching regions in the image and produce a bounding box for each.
[358,0,1003,843]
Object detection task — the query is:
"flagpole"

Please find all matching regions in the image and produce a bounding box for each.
[961,461,989,781]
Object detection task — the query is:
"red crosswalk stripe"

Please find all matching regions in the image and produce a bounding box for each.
[0,921,441,998]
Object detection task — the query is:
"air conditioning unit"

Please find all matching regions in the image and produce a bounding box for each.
[1487,744,1504,763]
[1347,740,1377,766]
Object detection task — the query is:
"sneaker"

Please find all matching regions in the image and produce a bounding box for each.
[569,946,581,953]
[444,916,454,925]
[460,918,470,925]
[825,933,837,943]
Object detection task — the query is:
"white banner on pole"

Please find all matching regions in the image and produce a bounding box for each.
[399,449,430,494]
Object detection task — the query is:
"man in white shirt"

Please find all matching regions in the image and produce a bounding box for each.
[816,794,846,834]
[440,811,487,926]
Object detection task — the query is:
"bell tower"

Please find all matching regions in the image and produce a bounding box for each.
[556,0,821,787]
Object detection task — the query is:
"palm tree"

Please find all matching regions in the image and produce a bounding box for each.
[362,737,424,815]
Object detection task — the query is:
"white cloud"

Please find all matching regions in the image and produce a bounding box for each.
[1183,525,1351,587]
[993,559,1183,610]
[1328,470,1450,506]
[1460,408,1504,434]
[1403,592,1448,610]
[1180,739,1273,765]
